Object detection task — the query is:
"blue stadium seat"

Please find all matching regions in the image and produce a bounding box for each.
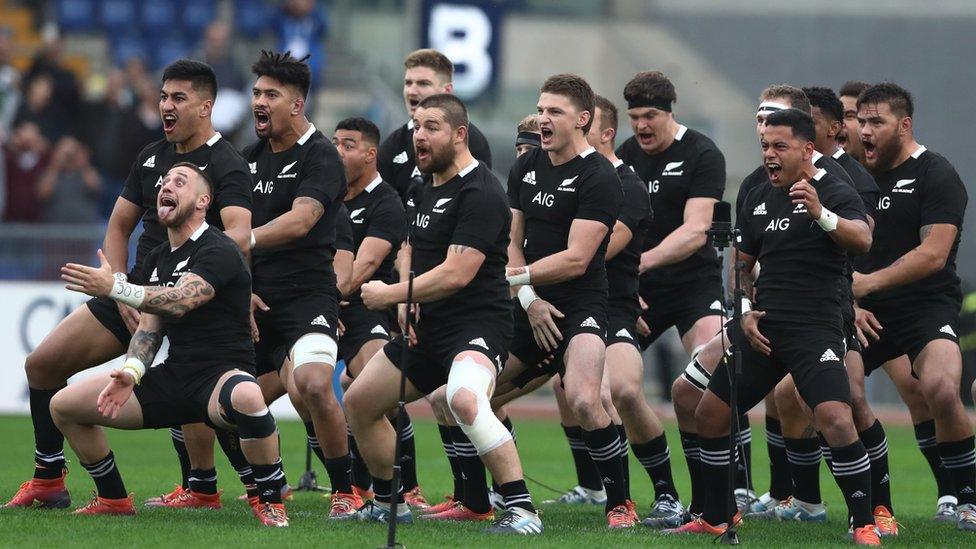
[98,0,138,33]
[109,31,148,66]
[57,0,99,33]
[182,0,218,39]
[139,0,179,36]
[235,0,272,37]
[150,32,191,70]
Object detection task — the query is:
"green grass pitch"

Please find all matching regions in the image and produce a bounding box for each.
[0,415,972,547]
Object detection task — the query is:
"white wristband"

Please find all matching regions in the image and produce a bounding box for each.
[250,231,257,249]
[816,207,838,232]
[121,357,146,384]
[110,279,145,308]
[517,285,541,310]
[741,298,752,313]
[114,272,128,283]
[507,266,531,287]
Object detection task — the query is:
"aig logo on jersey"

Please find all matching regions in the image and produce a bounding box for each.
[531,191,555,208]
[253,180,274,194]
[877,196,891,210]
[414,213,430,228]
[648,180,660,193]
[765,218,790,232]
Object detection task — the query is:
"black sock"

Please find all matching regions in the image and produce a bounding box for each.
[252,462,284,504]
[348,427,372,491]
[562,424,602,491]
[785,437,822,504]
[497,479,535,513]
[765,416,791,501]
[450,426,490,514]
[817,433,833,469]
[373,476,403,506]
[582,423,629,511]
[502,416,517,443]
[214,427,255,488]
[169,428,191,489]
[735,415,753,491]
[859,420,893,511]
[399,415,419,491]
[616,424,630,494]
[700,436,735,526]
[30,387,66,479]
[438,424,463,500]
[188,468,217,495]
[939,436,976,506]
[632,433,678,499]
[828,440,872,528]
[304,422,327,465]
[680,430,704,513]
[324,454,354,495]
[915,420,956,499]
[82,451,127,499]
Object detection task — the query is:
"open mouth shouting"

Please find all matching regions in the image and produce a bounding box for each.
[162,112,177,134]
[539,126,554,147]
[862,138,876,161]
[765,161,783,183]
[254,109,271,133]
[158,192,178,222]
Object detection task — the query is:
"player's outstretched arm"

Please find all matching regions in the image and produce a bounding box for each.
[506,218,608,286]
[638,197,715,274]
[250,196,325,250]
[103,195,145,276]
[853,223,957,298]
[362,244,485,308]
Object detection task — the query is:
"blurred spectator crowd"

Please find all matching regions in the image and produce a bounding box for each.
[0,0,328,225]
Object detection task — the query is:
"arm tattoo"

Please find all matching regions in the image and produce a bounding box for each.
[919,224,934,242]
[127,327,163,365]
[141,274,216,316]
[296,197,325,219]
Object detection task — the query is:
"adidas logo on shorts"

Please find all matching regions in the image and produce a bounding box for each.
[615,328,633,340]
[310,315,331,328]
[819,348,840,362]
[580,317,600,329]
[753,202,767,215]
[371,325,388,336]
[468,337,488,349]
[940,324,957,337]
[393,151,408,164]
[522,171,536,185]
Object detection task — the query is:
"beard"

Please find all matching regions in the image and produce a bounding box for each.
[419,143,455,175]
[869,137,902,174]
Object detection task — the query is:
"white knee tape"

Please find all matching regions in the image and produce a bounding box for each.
[290,333,338,369]
[446,356,511,455]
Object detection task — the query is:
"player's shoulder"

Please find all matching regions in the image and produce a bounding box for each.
[135,138,171,164]
[741,177,772,209]
[305,131,340,160]
[460,162,505,200]
[379,123,409,150]
[815,169,858,199]
[816,153,854,185]
[240,139,268,160]
[681,127,723,156]
[615,136,641,160]
[206,136,248,169]
[615,162,644,190]
[917,148,963,184]
[742,165,768,187]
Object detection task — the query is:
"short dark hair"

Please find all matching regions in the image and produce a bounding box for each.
[623,71,677,107]
[760,84,811,115]
[803,86,843,123]
[404,48,453,81]
[764,108,816,144]
[839,80,870,99]
[593,94,618,134]
[540,73,596,133]
[162,59,217,99]
[335,117,381,146]
[857,82,914,118]
[251,50,312,98]
[170,161,213,197]
[417,93,468,131]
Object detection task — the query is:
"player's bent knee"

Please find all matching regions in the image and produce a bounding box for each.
[229,379,265,415]
[291,333,338,370]
[218,375,277,440]
[446,356,510,454]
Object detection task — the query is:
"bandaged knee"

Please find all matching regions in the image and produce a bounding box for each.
[218,373,277,440]
[445,356,511,454]
[291,333,338,369]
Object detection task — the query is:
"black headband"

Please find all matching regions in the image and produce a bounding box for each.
[515,131,541,147]
[626,96,673,112]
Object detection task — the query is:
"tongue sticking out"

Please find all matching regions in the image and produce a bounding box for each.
[158,205,175,219]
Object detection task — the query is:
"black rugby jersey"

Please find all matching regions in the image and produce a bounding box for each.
[243,124,348,291]
[142,224,253,366]
[121,133,252,279]
[345,174,406,293]
[507,146,623,298]
[616,125,725,287]
[607,160,653,304]
[406,160,511,321]
[857,146,967,303]
[378,119,493,203]
[735,150,856,218]
[737,169,867,324]
[335,203,354,253]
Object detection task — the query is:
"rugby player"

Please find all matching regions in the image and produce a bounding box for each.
[853,83,976,532]
[5,59,252,510]
[243,51,356,518]
[670,108,879,545]
[345,93,543,534]
[54,164,287,526]
[515,115,541,156]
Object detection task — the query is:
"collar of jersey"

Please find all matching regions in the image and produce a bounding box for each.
[812,150,823,164]
[832,147,844,159]
[297,124,316,146]
[579,146,596,158]
[674,124,688,141]
[612,158,625,168]
[812,168,827,181]
[911,145,927,159]
[171,221,209,251]
[407,119,414,130]
[206,133,222,147]
[458,159,479,178]
[365,173,383,193]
